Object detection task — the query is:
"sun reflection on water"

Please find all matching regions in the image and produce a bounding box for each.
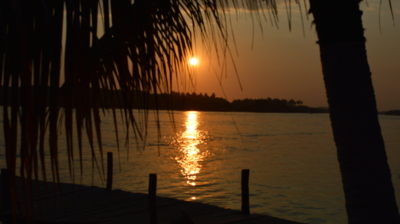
[173,111,210,187]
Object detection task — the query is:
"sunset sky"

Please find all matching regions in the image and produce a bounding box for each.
[183,1,400,111]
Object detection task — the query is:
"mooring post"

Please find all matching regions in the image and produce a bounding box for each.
[106,152,113,191]
[1,168,10,211]
[149,173,157,224]
[241,169,250,215]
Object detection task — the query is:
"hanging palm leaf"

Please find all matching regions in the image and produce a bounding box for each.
[0,0,280,221]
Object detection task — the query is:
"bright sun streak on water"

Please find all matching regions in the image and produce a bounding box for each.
[174,111,210,191]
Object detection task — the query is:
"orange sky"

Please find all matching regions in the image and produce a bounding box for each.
[182,1,400,111]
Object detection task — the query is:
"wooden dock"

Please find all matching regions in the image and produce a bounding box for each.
[0,178,303,224]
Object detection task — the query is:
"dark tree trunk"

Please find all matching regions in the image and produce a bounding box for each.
[309,0,400,223]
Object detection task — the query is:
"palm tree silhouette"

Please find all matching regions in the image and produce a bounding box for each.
[0,0,398,223]
[309,1,399,223]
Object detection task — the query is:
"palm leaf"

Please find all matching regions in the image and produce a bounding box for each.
[0,0,284,220]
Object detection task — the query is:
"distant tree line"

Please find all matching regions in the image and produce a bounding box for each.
[0,86,328,113]
[383,110,400,116]
[231,98,307,113]
[128,92,328,113]
[94,90,329,113]
[157,91,231,111]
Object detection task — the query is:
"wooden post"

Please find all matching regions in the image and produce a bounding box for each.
[1,168,10,211]
[241,169,250,215]
[149,173,157,224]
[106,152,113,191]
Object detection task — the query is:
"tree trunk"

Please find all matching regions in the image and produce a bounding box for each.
[309,0,400,223]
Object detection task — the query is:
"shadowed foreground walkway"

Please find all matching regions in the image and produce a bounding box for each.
[1,179,303,224]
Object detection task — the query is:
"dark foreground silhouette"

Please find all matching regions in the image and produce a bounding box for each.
[0,176,303,224]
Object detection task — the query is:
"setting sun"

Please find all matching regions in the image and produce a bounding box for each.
[189,57,198,66]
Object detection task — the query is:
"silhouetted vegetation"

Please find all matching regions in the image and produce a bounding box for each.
[0,86,329,113]
[384,110,400,116]
[107,91,329,113]
[230,98,327,113]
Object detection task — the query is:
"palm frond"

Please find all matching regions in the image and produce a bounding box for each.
[0,0,283,219]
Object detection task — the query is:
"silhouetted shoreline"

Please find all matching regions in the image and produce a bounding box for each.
[5,86,400,114]
[382,110,400,116]
[0,87,329,113]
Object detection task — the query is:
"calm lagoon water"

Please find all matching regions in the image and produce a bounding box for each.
[1,110,400,224]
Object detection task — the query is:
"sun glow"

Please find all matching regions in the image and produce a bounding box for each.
[189,57,198,66]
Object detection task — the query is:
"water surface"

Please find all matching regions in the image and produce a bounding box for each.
[1,110,399,224]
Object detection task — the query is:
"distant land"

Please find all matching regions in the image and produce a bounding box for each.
[137,91,330,113]
[1,86,398,114]
[0,86,327,113]
[381,110,400,116]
